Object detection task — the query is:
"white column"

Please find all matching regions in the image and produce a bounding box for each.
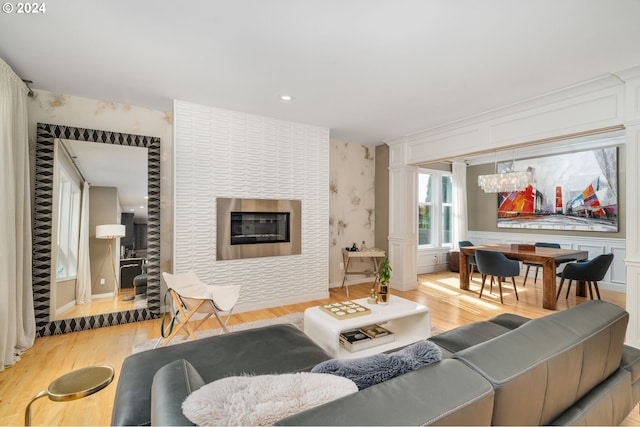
[626,123,640,347]
[622,67,640,347]
[387,141,418,291]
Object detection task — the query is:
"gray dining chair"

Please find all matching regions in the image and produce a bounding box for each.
[522,242,576,287]
[475,249,520,304]
[556,253,613,301]
[458,241,477,280]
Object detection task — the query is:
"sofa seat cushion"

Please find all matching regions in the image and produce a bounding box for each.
[487,312,530,330]
[182,373,358,426]
[311,339,441,390]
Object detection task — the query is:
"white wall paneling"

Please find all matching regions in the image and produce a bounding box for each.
[173,100,330,312]
[417,248,451,274]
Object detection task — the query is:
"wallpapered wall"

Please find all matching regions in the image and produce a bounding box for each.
[329,140,377,286]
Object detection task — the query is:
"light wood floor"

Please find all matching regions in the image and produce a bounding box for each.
[1,271,638,426]
[56,289,143,320]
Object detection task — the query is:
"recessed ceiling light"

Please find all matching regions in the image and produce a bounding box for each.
[140,206,145,209]
[280,94,293,101]
[130,208,135,212]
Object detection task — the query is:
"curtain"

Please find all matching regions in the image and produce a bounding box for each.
[0,57,35,371]
[76,181,92,304]
[452,161,468,249]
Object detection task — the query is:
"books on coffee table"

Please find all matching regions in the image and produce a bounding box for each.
[339,324,395,352]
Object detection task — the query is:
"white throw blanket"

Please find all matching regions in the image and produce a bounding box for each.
[182,372,357,426]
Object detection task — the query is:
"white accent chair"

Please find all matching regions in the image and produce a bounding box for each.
[159,270,241,347]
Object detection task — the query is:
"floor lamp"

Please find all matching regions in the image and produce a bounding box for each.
[95,224,126,297]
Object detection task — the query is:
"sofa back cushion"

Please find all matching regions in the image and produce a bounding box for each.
[453,300,628,426]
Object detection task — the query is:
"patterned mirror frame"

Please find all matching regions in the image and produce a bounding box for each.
[33,123,161,336]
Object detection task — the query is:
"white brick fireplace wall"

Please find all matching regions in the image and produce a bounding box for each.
[173,100,330,312]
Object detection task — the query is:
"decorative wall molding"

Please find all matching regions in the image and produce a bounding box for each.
[386,74,627,164]
[173,101,330,312]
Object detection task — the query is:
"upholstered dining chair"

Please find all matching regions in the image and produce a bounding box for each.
[458,241,477,280]
[475,249,520,304]
[556,253,613,301]
[159,271,241,347]
[522,242,576,287]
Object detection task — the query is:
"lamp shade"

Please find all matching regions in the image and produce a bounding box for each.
[96,224,126,239]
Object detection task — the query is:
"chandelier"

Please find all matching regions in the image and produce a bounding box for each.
[477,150,533,193]
[478,170,533,193]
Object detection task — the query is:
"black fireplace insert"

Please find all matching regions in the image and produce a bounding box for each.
[230,212,291,245]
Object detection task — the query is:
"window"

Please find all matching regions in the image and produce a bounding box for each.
[418,169,453,248]
[56,169,81,280]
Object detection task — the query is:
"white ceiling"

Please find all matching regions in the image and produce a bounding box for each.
[1,0,640,145]
[61,139,148,220]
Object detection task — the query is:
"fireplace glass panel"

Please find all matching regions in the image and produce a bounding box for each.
[230,212,291,245]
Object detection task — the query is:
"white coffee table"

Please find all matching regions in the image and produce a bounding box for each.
[304,296,431,358]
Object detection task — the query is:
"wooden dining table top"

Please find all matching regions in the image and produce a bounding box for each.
[459,244,588,263]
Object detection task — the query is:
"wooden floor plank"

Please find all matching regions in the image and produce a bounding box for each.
[0,271,636,426]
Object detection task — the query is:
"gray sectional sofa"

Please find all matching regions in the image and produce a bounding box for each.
[112,300,640,426]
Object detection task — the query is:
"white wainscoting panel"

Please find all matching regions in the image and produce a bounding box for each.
[173,100,330,312]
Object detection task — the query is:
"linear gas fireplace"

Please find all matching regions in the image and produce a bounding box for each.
[217,198,301,260]
[231,212,290,245]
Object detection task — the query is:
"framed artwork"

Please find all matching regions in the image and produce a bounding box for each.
[497,147,618,232]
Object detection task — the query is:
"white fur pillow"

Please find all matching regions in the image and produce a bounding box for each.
[182,372,358,426]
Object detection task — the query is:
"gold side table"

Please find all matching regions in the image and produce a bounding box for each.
[25,365,115,426]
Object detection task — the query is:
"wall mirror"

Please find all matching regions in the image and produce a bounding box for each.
[33,123,160,336]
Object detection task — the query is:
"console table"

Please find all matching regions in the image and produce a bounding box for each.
[304,296,431,359]
[340,248,386,297]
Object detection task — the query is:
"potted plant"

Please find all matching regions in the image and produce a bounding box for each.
[377,257,391,304]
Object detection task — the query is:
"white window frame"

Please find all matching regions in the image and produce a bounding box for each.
[56,168,81,281]
[418,168,453,249]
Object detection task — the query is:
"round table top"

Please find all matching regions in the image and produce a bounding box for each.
[47,365,115,402]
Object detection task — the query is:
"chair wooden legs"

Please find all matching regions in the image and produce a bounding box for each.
[479,275,518,304]
[556,278,566,301]
[479,274,487,299]
[160,291,213,347]
[589,281,601,300]
[523,265,540,288]
[556,278,601,301]
[523,265,531,287]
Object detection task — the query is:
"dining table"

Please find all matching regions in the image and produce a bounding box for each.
[459,244,589,310]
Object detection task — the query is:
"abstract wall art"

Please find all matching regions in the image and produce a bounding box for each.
[497,147,618,232]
